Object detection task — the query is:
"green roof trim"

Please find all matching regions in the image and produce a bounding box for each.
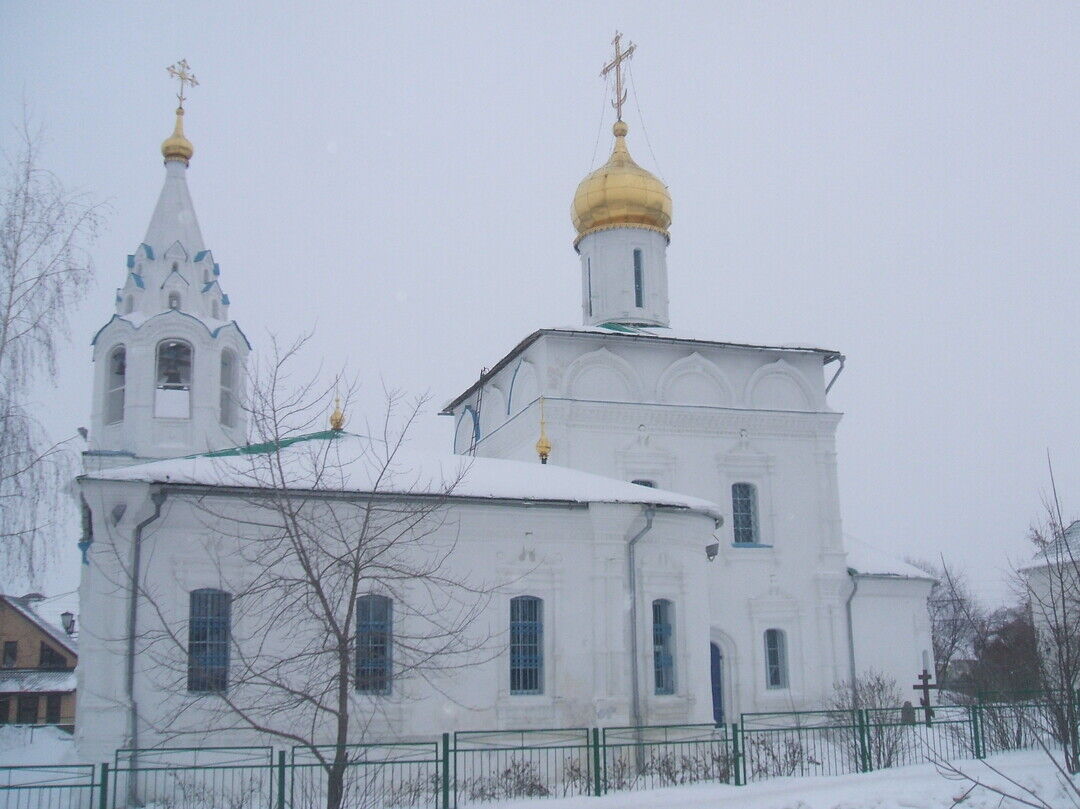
[199,430,344,458]
[597,322,642,334]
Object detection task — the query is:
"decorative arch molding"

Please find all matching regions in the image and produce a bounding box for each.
[454,406,480,454]
[480,386,506,436]
[744,359,815,411]
[506,359,540,416]
[656,352,733,407]
[163,240,190,262]
[563,347,643,403]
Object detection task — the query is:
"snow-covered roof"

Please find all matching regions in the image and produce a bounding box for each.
[442,323,841,413]
[844,535,934,580]
[1022,519,1080,572]
[0,670,76,694]
[83,432,726,522]
[0,596,77,657]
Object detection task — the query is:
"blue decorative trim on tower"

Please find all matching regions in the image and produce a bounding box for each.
[221,293,230,305]
[194,250,209,262]
[130,273,145,289]
[90,310,253,349]
[127,254,135,269]
[213,263,220,276]
[138,243,154,260]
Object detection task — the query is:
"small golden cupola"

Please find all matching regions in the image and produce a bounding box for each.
[161,60,198,165]
[571,119,672,247]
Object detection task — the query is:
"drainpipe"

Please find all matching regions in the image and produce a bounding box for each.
[627,506,655,728]
[844,567,859,708]
[127,487,167,782]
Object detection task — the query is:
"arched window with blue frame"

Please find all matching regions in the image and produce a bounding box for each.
[510,596,543,695]
[764,628,788,689]
[652,599,675,695]
[356,595,392,695]
[188,589,231,692]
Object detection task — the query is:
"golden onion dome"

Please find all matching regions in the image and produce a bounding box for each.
[161,107,194,165]
[571,120,671,247]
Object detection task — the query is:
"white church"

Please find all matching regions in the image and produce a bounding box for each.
[75,52,933,760]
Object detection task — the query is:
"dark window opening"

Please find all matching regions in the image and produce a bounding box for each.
[45,694,61,725]
[16,696,37,725]
[633,249,644,308]
[356,595,392,694]
[2,641,17,668]
[39,644,67,670]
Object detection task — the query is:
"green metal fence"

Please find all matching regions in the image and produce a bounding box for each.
[450,728,593,806]
[600,723,734,793]
[0,764,98,809]
[4,698,1079,807]
[110,746,275,808]
[290,742,441,809]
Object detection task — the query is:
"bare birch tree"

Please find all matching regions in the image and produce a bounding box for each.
[120,337,494,809]
[1,113,101,581]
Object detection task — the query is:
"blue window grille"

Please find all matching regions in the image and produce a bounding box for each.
[652,599,675,695]
[765,628,788,689]
[356,595,392,694]
[633,249,644,308]
[188,589,231,692]
[510,596,543,695]
[732,483,759,544]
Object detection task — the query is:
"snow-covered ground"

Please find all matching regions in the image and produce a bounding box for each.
[502,751,1073,809]
[0,728,1073,809]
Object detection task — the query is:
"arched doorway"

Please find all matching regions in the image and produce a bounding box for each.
[710,643,724,725]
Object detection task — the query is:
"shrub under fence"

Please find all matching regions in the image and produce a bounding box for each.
[0,764,97,809]
[110,746,274,808]
[450,728,593,805]
[290,742,441,809]
[600,723,734,792]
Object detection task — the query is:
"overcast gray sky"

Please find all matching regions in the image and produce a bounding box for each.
[3,1,1078,604]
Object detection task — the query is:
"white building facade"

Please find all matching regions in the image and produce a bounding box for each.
[75,74,933,759]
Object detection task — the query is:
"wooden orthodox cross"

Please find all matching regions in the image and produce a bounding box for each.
[913,668,939,726]
[167,59,199,109]
[601,32,636,122]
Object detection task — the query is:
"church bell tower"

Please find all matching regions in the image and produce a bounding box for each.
[85,62,250,471]
[572,34,673,328]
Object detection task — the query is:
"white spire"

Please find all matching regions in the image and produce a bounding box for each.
[142,160,205,257]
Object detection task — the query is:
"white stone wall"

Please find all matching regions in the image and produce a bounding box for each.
[449,330,931,715]
[75,480,716,756]
[577,228,670,327]
[850,575,935,694]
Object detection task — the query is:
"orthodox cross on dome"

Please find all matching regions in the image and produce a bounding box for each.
[601,32,636,122]
[167,59,199,109]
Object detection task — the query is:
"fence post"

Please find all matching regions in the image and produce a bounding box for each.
[856,709,871,773]
[591,728,603,797]
[277,750,286,809]
[731,722,743,786]
[98,762,109,809]
[968,705,982,760]
[441,732,450,809]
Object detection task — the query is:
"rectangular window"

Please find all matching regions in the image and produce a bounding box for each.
[765,629,788,689]
[16,696,37,725]
[45,694,61,725]
[510,596,543,695]
[188,589,231,693]
[2,641,17,668]
[356,595,392,695]
[652,600,675,695]
[732,483,759,544]
[633,249,644,308]
[39,643,67,670]
[0,696,9,724]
